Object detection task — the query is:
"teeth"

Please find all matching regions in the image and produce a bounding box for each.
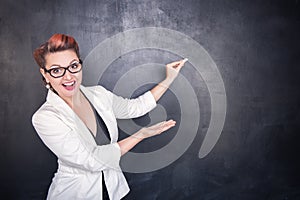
[63,81,75,86]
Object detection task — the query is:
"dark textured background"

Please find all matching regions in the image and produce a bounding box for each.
[1,0,300,199]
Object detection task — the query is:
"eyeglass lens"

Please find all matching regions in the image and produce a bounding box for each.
[49,61,82,78]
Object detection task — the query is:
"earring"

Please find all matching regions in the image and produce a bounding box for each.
[45,83,50,89]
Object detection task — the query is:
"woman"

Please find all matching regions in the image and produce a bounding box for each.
[32,33,186,200]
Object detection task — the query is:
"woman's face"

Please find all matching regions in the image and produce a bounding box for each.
[41,49,82,100]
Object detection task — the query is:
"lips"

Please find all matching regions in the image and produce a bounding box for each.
[62,81,76,91]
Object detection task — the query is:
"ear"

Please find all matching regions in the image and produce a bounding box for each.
[40,68,49,83]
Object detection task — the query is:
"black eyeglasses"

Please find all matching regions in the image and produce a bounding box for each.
[44,59,83,78]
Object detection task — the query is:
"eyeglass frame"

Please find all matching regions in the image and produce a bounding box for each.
[43,59,83,78]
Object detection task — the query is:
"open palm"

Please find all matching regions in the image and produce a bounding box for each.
[138,120,176,139]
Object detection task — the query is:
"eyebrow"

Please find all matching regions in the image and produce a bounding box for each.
[49,59,79,69]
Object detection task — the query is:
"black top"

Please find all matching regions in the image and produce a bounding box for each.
[86,98,111,200]
[88,102,111,145]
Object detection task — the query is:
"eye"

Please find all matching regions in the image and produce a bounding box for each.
[51,68,63,74]
[70,62,79,69]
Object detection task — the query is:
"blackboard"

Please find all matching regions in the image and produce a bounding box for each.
[1,0,300,199]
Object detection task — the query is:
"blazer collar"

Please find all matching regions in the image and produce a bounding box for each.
[46,85,105,111]
[46,88,76,121]
[45,85,107,127]
[45,85,98,126]
[45,85,115,143]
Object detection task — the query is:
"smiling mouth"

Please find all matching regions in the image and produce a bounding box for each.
[62,81,75,87]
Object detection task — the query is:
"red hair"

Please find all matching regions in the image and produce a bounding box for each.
[33,33,80,69]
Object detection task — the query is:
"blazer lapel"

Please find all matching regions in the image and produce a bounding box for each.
[80,85,116,143]
[46,89,96,144]
[45,86,117,144]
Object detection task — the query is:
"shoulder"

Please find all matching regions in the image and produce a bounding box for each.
[83,85,111,95]
[81,85,114,102]
[32,102,61,127]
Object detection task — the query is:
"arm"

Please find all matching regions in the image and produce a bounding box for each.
[118,120,176,155]
[151,59,187,101]
[94,59,187,119]
[33,108,176,169]
[115,59,186,154]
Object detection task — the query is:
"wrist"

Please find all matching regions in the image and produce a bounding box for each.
[132,131,146,141]
[162,78,174,87]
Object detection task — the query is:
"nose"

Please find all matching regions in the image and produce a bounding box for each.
[63,69,72,80]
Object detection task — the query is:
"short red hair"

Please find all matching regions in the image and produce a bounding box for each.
[33,33,80,69]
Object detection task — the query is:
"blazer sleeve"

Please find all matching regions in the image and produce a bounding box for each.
[32,109,121,172]
[94,86,157,119]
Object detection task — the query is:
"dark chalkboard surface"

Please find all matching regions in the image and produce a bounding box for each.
[1,0,300,199]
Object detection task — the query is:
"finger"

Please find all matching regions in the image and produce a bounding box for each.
[176,58,188,71]
[147,121,166,132]
[161,120,176,132]
[155,121,167,128]
[166,59,187,73]
[167,58,188,66]
[166,61,181,68]
[158,120,175,125]
[151,120,175,131]
[161,123,176,132]
[164,119,176,124]
[166,123,176,128]
[180,58,188,65]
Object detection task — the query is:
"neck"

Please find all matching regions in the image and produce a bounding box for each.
[61,90,83,109]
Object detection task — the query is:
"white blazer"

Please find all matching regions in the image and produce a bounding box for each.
[32,85,157,200]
